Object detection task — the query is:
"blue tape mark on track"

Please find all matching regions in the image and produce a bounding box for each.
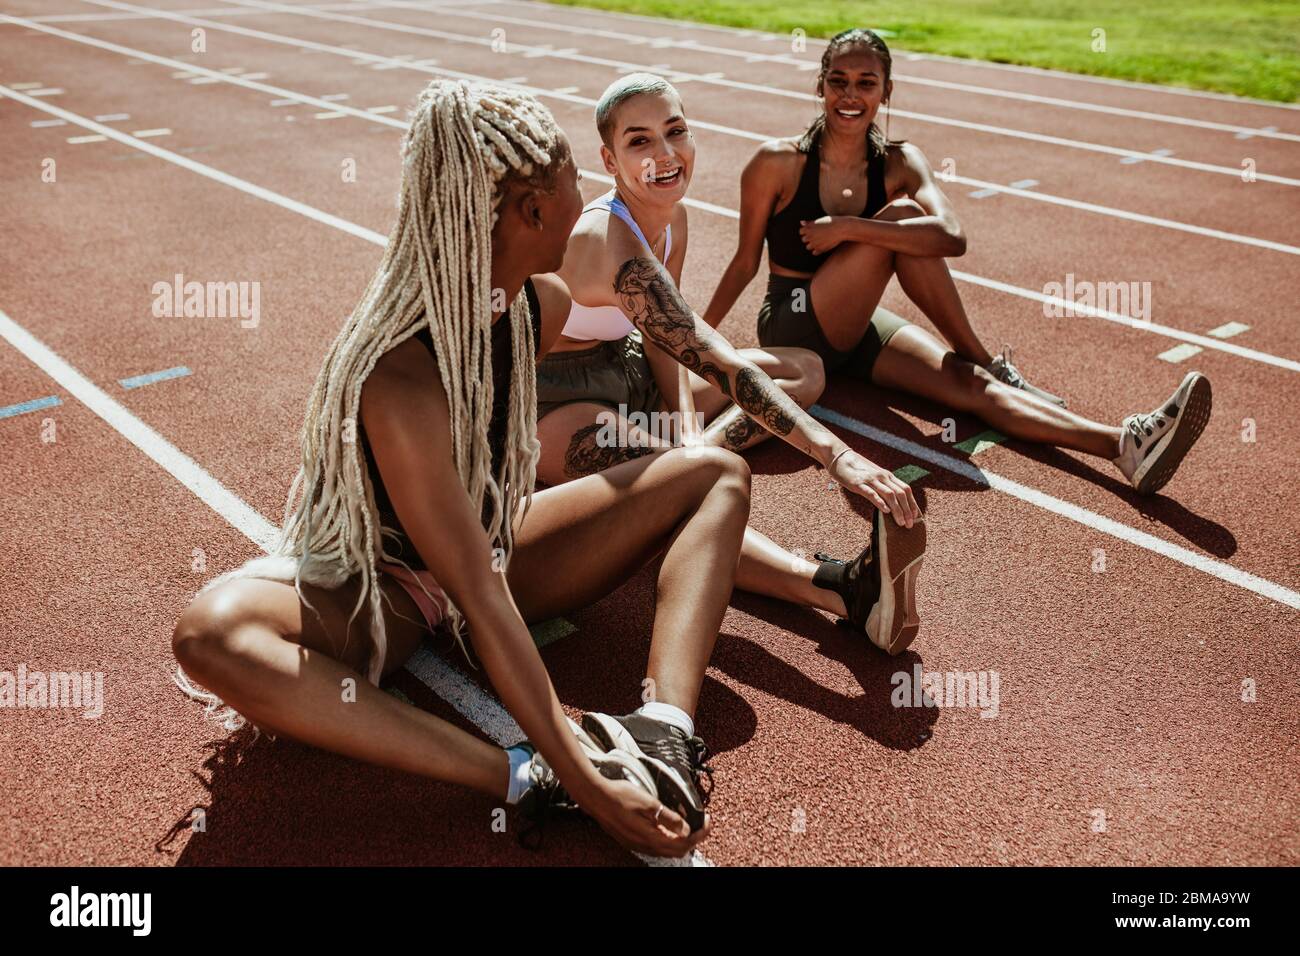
[0,394,61,419]
[119,366,191,389]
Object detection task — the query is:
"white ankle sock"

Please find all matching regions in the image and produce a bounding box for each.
[505,745,533,805]
[636,701,694,738]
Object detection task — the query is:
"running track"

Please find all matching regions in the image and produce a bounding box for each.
[1,0,1297,867]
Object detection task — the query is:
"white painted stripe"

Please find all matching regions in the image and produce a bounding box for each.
[93,112,131,122]
[0,84,390,246]
[206,0,1300,178]
[314,111,347,119]
[0,305,708,868]
[67,134,107,144]
[375,0,1299,138]
[8,21,1294,374]
[0,307,277,551]
[366,104,397,113]
[946,270,1300,373]
[28,87,64,96]
[9,81,45,90]
[30,118,67,127]
[1207,321,1251,339]
[132,127,172,137]
[811,406,1300,611]
[951,176,1300,255]
[1157,343,1205,363]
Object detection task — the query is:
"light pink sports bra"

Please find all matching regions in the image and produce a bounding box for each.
[563,191,672,342]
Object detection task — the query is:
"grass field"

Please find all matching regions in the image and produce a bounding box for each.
[544,0,1300,102]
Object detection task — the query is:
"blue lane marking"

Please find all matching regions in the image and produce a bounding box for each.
[119,366,191,389]
[0,395,61,419]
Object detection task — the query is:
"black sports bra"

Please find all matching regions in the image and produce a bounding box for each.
[360,279,542,570]
[764,133,888,275]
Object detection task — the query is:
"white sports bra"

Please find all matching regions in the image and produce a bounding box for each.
[563,191,672,342]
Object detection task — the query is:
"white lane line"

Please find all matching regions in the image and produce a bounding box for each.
[0,302,707,868]
[213,0,1300,171]
[370,0,1299,139]
[1121,147,1175,165]
[0,306,276,551]
[810,406,1300,612]
[6,84,1294,616]
[1157,343,1204,363]
[7,25,1297,372]
[503,0,1300,114]
[0,84,389,245]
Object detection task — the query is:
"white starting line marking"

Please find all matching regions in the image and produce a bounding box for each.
[1157,343,1205,363]
[314,111,347,119]
[26,87,64,96]
[30,118,67,127]
[67,134,107,144]
[132,127,171,137]
[366,104,397,113]
[93,112,131,122]
[1121,147,1175,165]
[9,81,46,90]
[1207,322,1251,339]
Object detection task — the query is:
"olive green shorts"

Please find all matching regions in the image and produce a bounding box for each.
[537,331,664,421]
[757,274,910,380]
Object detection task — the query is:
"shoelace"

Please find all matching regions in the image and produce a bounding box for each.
[642,733,715,805]
[992,346,1026,389]
[1126,410,1168,450]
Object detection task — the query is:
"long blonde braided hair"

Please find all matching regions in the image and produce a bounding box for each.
[273,80,567,681]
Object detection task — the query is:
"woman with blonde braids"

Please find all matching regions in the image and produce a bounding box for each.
[171,80,752,856]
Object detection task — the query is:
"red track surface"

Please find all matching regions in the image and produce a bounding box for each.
[1,0,1297,866]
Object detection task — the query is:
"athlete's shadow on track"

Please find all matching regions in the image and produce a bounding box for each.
[781,379,1236,559]
[714,594,939,752]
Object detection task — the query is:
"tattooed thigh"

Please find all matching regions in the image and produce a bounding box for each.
[563,421,657,480]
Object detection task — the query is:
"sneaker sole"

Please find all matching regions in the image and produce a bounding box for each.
[580,713,706,832]
[1133,373,1212,495]
[865,509,927,655]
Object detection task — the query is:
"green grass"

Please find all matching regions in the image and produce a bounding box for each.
[542,0,1300,102]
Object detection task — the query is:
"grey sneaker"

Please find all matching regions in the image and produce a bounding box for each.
[514,717,658,847]
[1114,371,1212,495]
[580,712,712,833]
[986,347,1067,407]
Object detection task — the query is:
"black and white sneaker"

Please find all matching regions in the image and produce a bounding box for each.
[1114,371,1212,495]
[814,506,927,654]
[580,712,711,833]
[514,718,658,847]
[986,346,1067,407]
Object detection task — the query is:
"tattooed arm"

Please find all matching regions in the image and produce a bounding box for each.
[614,256,920,524]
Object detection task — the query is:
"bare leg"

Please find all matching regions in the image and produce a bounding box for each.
[509,446,751,717]
[808,199,996,365]
[535,368,845,621]
[872,325,1122,458]
[172,575,509,796]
